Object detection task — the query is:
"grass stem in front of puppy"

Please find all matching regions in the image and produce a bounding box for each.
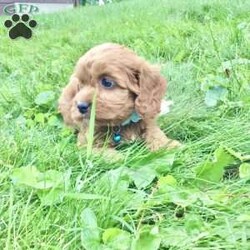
[86,91,97,159]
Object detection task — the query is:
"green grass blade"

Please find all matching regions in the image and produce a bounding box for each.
[86,90,97,159]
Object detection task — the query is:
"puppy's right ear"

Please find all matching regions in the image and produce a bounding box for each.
[58,75,80,126]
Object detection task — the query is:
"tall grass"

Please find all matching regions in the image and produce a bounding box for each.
[0,0,249,249]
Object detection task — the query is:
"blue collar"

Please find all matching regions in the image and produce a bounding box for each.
[112,111,141,144]
[121,111,141,126]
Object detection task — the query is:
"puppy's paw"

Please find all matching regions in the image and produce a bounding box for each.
[148,138,182,151]
[166,139,182,149]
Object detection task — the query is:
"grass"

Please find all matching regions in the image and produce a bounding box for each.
[0,0,250,249]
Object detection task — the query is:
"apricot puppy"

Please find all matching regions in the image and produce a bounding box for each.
[58,43,180,151]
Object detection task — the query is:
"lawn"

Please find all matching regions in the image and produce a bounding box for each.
[0,0,250,249]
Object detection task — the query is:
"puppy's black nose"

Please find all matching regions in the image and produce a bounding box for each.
[77,101,90,114]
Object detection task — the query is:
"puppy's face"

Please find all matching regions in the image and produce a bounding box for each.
[72,71,136,126]
[62,43,166,127]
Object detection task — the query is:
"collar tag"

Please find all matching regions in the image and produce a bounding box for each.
[121,111,141,126]
[113,133,121,144]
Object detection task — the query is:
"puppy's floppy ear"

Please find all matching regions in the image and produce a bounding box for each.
[58,75,80,125]
[134,64,166,119]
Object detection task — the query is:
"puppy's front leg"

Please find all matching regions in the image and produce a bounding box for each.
[77,120,89,147]
[144,120,181,151]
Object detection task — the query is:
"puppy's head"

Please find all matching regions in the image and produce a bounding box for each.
[63,43,166,126]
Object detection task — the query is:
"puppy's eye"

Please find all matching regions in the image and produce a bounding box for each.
[100,77,116,89]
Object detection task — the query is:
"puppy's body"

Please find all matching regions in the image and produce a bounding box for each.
[59,43,179,151]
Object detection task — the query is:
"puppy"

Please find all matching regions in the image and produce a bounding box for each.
[58,43,180,151]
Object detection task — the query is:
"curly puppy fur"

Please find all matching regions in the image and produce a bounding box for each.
[58,43,180,151]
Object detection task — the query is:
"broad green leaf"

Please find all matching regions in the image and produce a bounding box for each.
[157,175,177,187]
[132,226,161,250]
[168,189,198,207]
[195,161,222,183]
[195,147,235,184]
[35,169,65,190]
[11,167,70,205]
[204,86,228,107]
[153,152,176,175]
[81,207,99,230]
[11,166,41,188]
[154,187,198,207]
[214,147,236,166]
[37,189,64,206]
[129,166,157,189]
[126,189,146,210]
[80,208,101,250]
[131,151,176,175]
[155,176,198,206]
[100,167,130,192]
[102,228,131,250]
[35,91,55,106]
[239,163,250,179]
[34,113,45,124]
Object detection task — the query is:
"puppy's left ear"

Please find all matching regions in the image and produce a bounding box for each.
[135,64,166,119]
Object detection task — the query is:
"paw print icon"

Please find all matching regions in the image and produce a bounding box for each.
[4,14,37,39]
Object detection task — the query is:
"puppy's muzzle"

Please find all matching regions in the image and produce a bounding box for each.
[77,101,90,114]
